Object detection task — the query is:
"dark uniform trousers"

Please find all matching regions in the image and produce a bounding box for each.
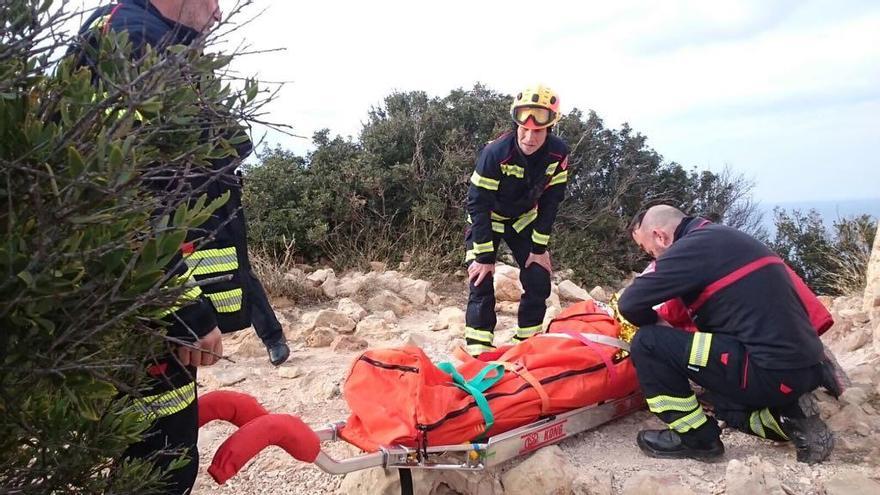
[630,325,824,443]
[464,223,551,356]
[124,359,200,494]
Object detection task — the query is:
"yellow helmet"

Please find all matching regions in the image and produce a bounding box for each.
[511,84,561,130]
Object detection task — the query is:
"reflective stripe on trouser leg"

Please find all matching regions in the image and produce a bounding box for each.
[513,324,542,341]
[688,332,713,367]
[645,393,707,433]
[646,394,700,414]
[465,326,495,356]
[749,408,789,440]
[667,407,709,433]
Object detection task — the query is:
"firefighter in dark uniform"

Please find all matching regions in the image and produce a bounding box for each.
[71,1,264,492]
[464,85,570,356]
[620,205,839,463]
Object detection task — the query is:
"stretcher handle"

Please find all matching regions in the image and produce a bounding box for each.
[198,390,269,427]
[208,413,321,484]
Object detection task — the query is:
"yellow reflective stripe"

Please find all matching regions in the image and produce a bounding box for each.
[491,221,505,233]
[133,382,196,422]
[470,171,500,191]
[749,410,766,438]
[465,326,494,344]
[512,208,538,232]
[500,164,525,178]
[467,343,496,356]
[545,162,559,175]
[548,170,568,186]
[472,240,494,254]
[515,324,542,339]
[188,247,237,260]
[490,212,510,221]
[88,14,111,31]
[185,247,239,275]
[688,332,713,367]
[760,408,788,440]
[206,288,243,313]
[646,394,700,413]
[668,408,708,433]
[465,249,476,262]
[155,284,204,318]
[532,230,550,246]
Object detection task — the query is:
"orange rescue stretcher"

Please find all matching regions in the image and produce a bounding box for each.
[198,301,645,492]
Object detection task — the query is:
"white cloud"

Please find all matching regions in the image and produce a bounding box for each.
[69,0,880,202]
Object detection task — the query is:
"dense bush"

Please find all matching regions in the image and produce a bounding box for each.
[771,209,877,295]
[1,1,265,492]
[244,85,760,284]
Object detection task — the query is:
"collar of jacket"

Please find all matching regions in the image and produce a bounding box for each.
[131,0,201,45]
[673,216,708,241]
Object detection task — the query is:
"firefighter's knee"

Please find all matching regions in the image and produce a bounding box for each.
[630,326,657,360]
[520,265,550,298]
[469,276,495,298]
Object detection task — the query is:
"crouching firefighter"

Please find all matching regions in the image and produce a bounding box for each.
[619,205,842,464]
[464,84,571,356]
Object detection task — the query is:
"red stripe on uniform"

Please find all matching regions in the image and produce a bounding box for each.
[102,3,123,34]
[689,256,783,313]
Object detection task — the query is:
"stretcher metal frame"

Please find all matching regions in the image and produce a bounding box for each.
[309,391,645,475]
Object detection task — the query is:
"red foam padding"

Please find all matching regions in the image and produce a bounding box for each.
[208,414,321,484]
[198,390,269,428]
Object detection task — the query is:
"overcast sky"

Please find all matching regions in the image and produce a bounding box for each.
[75,0,880,203]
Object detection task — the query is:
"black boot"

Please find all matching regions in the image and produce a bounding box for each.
[266,340,290,366]
[779,394,834,464]
[818,346,849,398]
[636,429,724,461]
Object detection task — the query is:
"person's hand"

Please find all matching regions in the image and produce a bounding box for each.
[525,251,552,275]
[177,327,223,367]
[467,262,495,287]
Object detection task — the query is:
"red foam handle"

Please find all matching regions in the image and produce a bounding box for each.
[198,390,269,428]
[208,414,321,484]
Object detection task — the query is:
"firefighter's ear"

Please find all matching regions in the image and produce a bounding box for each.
[654,228,674,249]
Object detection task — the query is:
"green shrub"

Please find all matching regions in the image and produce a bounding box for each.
[1,1,267,492]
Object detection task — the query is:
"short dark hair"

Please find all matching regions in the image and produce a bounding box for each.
[628,209,647,233]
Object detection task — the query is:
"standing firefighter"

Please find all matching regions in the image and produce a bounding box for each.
[464,85,570,356]
[620,205,841,463]
[71,0,261,492]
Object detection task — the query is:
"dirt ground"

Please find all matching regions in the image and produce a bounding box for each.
[191,276,880,495]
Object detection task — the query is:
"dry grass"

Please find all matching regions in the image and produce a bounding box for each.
[819,229,873,297]
[249,238,325,303]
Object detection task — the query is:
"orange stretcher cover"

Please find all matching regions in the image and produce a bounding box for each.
[339,300,640,452]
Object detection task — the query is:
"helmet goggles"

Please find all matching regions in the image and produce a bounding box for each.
[512,105,558,129]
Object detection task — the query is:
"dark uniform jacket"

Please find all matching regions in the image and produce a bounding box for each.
[467,131,570,264]
[72,0,253,338]
[619,217,825,370]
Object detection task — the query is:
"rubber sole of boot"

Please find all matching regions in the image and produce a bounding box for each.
[636,433,725,462]
[779,393,835,464]
[782,414,834,464]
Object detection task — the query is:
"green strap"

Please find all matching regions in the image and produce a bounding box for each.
[437,362,504,433]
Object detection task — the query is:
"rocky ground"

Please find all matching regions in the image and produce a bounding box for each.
[192,262,880,495]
